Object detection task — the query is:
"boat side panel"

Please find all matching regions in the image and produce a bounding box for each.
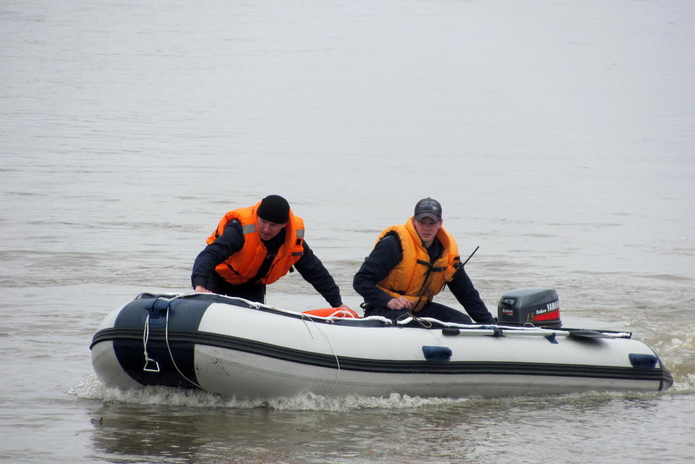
[194,345,665,399]
[198,304,659,368]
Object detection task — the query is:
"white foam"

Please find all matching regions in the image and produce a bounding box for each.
[70,375,468,411]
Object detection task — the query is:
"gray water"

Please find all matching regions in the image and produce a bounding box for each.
[1,0,694,463]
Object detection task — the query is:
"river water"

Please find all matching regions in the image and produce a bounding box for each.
[1,0,694,463]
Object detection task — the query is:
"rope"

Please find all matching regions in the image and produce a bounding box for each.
[140,295,207,391]
[325,309,353,318]
[300,315,341,383]
[395,312,433,329]
[164,306,206,391]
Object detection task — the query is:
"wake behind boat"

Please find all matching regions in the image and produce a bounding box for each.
[90,289,673,400]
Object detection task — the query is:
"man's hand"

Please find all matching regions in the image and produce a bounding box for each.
[386,296,413,310]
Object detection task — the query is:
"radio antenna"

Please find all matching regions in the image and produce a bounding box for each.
[461,246,480,266]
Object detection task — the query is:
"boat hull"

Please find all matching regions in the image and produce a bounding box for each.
[90,293,673,399]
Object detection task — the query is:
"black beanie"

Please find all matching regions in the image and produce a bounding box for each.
[257,195,290,224]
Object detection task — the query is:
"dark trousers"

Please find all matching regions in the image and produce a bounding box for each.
[363,301,473,324]
[206,272,266,303]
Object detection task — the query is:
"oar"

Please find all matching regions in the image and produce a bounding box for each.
[565,328,631,339]
[441,326,632,340]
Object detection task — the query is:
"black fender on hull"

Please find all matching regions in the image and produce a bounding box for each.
[92,293,245,389]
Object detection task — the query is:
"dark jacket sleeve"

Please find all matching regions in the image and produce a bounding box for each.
[191,220,244,289]
[293,240,344,307]
[446,268,495,324]
[352,234,403,309]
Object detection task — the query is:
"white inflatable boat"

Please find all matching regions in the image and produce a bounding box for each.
[90,290,672,400]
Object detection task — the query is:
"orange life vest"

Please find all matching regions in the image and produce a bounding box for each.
[206,202,305,285]
[375,218,461,312]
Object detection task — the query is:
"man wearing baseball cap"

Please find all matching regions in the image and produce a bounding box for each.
[192,195,349,309]
[353,197,494,324]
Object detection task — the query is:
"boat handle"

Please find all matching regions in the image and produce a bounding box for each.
[142,314,161,373]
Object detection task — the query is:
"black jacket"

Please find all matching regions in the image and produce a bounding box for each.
[353,234,494,323]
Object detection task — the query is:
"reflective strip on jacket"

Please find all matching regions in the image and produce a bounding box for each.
[205,202,305,285]
[375,218,461,311]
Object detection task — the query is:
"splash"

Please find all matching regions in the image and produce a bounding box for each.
[627,316,695,393]
[70,375,467,411]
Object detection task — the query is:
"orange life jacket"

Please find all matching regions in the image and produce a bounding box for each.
[375,218,461,312]
[206,202,305,285]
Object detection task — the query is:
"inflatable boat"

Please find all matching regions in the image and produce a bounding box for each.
[90,289,673,400]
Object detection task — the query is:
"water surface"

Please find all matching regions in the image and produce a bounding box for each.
[1,1,694,463]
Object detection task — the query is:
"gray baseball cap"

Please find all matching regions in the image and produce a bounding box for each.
[414,197,442,222]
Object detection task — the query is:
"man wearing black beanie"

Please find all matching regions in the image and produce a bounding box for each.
[192,195,350,310]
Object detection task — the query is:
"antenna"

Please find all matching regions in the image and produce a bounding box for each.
[461,246,480,266]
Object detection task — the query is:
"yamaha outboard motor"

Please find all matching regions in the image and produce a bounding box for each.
[497,288,561,328]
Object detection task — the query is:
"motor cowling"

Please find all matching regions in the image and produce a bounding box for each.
[497,288,561,328]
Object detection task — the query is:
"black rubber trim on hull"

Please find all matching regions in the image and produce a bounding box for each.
[92,328,674,390]
[108,293,214,389]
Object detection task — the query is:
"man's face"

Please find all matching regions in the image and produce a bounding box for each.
[258,217,287,241]
[413,217,442,247]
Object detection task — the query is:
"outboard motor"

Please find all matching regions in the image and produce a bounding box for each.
[497,288,561,328]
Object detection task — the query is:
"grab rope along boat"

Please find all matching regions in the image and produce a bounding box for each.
[90,288,673,400]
